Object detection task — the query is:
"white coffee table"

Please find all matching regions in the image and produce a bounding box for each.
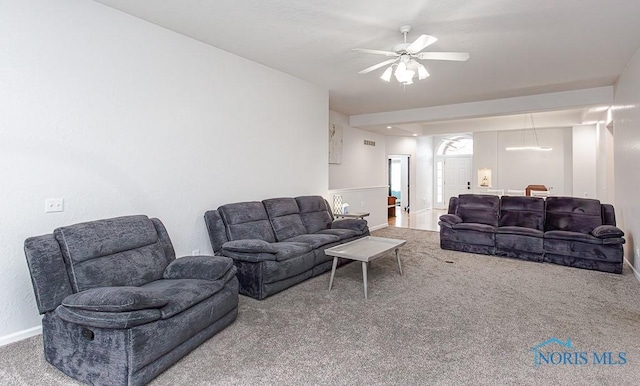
[325,236,406,299]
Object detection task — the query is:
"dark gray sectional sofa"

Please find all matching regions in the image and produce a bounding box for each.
[24,215,239,386]
[439,194,625,273]
[204,195,370,299]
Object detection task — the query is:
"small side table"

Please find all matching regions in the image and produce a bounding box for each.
[334,212,370,219]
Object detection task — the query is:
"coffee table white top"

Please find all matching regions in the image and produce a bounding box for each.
[324,236,406,263]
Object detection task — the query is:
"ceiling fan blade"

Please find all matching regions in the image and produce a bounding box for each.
[406,34,438,53]
[352,48,399,57]
[358,58,399,74]
[416,52,470,61]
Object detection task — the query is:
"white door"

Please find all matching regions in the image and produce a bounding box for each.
[444,156,472,206]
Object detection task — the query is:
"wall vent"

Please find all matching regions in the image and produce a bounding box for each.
[364,140,376,146]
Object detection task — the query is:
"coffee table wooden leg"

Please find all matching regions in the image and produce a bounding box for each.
[362,261,368,299]
[396,248,403,276]
[328,257,338,290]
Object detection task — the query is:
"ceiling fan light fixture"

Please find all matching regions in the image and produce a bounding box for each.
[418,64,429,80]
[394,62,415,84]
[380,65,393,82]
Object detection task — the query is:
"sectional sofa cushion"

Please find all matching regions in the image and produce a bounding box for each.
[455,194,499,227]
[496,226,543,237]
[545,230,625,245]
[141,278,228,319]
[499,196,545,230]
[218,201,277,242]
[296,196,334,233]
[544,197,603,233]
[263,198,308,240]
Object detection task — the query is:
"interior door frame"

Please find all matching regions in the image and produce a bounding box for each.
[436,154,472,210]
[388,154,411,211]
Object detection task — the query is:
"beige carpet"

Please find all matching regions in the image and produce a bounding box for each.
[1,227,640,385]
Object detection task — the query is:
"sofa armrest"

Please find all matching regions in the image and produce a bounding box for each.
[439,214,462,227]
[591,225,624,239]
[163,255,234,281]
[331,219,367,232]
[62,286,169,312]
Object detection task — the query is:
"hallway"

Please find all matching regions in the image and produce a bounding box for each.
[387,207,446,232]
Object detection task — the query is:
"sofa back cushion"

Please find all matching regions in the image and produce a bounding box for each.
[455,194,499,227]
[53,215,173,292]
[204,210,229,253]
[263,198,307,241]
[499,196,545,230]
[544,197,603,233]
[218,201,277,243]
[296,196,333,234]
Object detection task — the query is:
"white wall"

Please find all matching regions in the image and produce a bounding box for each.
[328,110,387,229]
[416,136,434,209]
[613,45,640,276]
[596,122,615,204]
[572,125,597,198]
[387,137,423,212]
[496,128,572,195]
[0,0,328,342]
[472,132,498,190]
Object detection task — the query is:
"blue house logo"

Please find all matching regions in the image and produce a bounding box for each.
[529,337,627,367]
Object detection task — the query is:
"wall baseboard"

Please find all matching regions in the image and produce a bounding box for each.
[370,223,388,231]
[624,258,640,283]
[0,325,42,347]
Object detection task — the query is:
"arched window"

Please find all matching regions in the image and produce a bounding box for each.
[436,135,473,156]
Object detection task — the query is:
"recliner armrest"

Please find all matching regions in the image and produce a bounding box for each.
[439,214,462,227]
[591,225,624,239]
[331,219,367,232]
[163,255,234,281]
[220,239,278,263]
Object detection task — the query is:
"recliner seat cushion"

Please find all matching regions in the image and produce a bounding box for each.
[496,226,543,237]
[284,234,340,249]
[452,223,496,233]
[62,287,169,312]
[544,230,623,245]
[271,242,313,261]
[141,279,226,319]
[316,228,359,240]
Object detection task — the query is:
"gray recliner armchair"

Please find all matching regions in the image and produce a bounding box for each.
[24,215,239,386]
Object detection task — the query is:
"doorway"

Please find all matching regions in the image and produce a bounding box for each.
[444,156,472,206]
[388,155,410,212]
[434,135,474,209]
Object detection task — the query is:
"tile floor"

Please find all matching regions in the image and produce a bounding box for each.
[387,206,446,232]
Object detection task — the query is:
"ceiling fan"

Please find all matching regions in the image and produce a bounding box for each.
[353,26,469,85]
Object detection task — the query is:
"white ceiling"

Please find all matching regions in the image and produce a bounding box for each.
[94,0,640,131]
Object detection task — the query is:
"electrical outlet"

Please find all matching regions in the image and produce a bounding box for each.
[192,250,200,256]
[45,198,64,213]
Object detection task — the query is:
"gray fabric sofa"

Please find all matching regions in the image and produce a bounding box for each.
[439,194,624,273]
[24,215,239,386]
[204,195,369,299]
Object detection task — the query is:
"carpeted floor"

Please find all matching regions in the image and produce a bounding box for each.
[2,227,640,385]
